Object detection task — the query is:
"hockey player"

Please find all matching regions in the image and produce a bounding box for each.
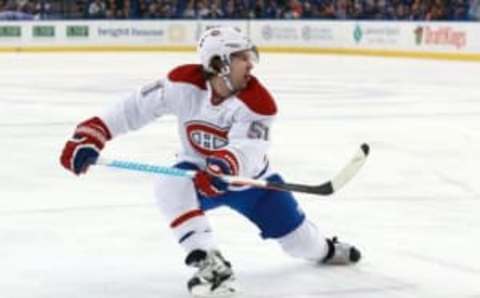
[60,26,361,297]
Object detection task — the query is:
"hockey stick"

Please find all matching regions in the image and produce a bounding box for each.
[95,143,369,196]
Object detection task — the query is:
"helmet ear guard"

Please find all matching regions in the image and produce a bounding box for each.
[209,56,223,73]
[208,55,231,76]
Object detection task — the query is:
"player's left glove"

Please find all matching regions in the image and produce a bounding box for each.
[194,151,239,198]
[60,117,111,175]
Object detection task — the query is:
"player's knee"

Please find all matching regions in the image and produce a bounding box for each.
[153,175,199,218]
[277,220,328,261]
[252,180,306,239]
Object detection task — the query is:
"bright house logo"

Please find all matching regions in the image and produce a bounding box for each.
[414,26,466,49]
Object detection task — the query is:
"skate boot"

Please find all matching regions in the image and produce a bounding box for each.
[321,237,361,265]
[185,249,236,298]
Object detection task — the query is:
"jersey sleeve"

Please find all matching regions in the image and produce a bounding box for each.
[99,78,178,138]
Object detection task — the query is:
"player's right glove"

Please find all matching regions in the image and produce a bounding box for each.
[193,151,238,197]
[60,117,111,175]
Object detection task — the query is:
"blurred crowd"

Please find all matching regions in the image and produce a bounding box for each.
[1,0,479,20]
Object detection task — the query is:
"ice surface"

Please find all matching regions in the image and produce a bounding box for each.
[1,52,479,298]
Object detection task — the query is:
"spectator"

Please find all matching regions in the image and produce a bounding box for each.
[31,0,51,19]
[207,0,223,18]
[363,0,380,19]
[17,0,34,15]
[0,0,34,19]
[219,0,237,18]
[182,0,195,17]
[107,0,130,19]
[144,0,163,18]
[252,0,265,18]
[88,0,107,18]
[159,0,176,19]
[469,0,480,19]
[384,2,396,19]
[291,0,303,18]
[394,3,408,19]
[335,0,349,19]
[282,0,303,18]
[302,0,315,18]
[376,0,387,15]
[426,0,447,20]
[318,0,336,19]
[350,1,366,19]
[196,0,210,18]
[65,0,82,19]
[263,0,282,18]
[449,0,467,19]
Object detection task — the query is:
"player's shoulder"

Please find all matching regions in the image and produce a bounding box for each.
[168,64,207,90]
[236,76,277,116]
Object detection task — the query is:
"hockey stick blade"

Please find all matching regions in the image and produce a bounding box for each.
[264,143,369,195]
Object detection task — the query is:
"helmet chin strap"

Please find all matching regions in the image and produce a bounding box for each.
[221,74,235,93]
[219,64,237,95]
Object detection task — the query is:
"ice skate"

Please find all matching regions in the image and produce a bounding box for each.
[185,249,236,298]
[321,237,361,265]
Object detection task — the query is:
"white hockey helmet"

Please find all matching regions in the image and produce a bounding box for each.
[197,26,258,74]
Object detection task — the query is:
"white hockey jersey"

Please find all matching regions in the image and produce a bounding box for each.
[100,64,277,179]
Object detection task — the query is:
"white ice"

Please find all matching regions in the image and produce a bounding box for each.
[1,52,479,298]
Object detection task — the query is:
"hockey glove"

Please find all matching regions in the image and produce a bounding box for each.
[194,151,239,197]
[60,117,111,175]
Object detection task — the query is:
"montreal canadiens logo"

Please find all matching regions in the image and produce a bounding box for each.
[185,121,229,156]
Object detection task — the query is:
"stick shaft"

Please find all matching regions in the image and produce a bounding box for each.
[95,158,197,178]
[96,157,270,187]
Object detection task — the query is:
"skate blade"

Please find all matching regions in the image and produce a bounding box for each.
[190,283,236,298]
